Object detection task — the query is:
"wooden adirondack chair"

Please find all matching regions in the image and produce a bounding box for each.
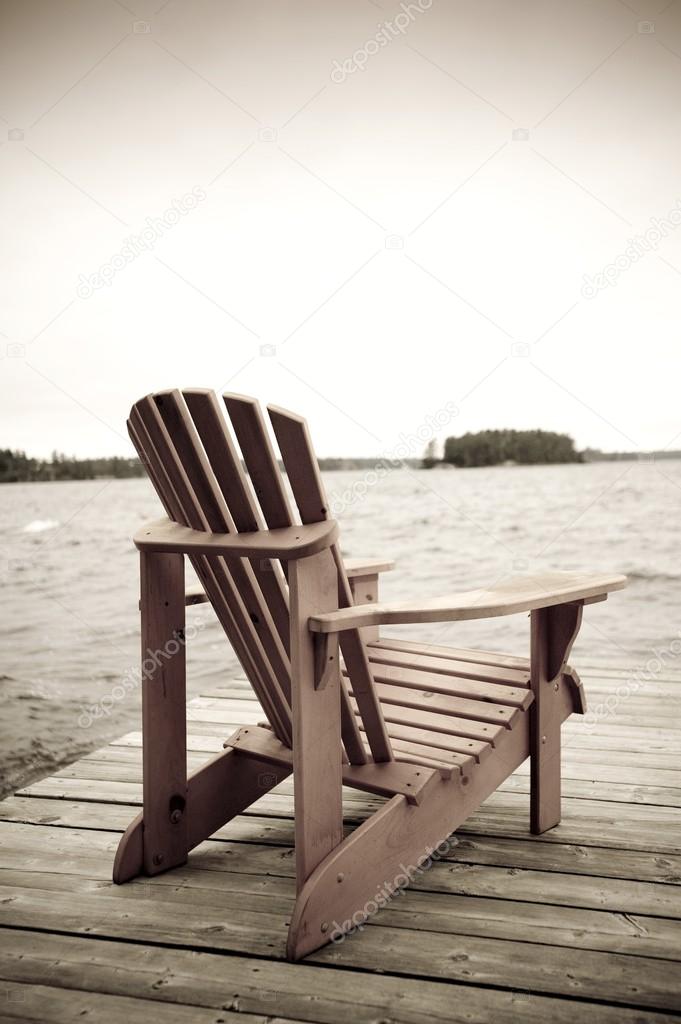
[113,389,627,960]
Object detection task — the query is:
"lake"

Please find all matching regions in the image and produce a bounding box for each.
[2,459,679,797]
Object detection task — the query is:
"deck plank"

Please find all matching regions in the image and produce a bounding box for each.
[1,664,680,1020]
[2,931,678,1024]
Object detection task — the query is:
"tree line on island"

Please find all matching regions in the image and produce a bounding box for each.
[0,449,409,483]
[423,429,582,468]
[0,450,144,483]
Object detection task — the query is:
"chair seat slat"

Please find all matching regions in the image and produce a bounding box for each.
[388,738,476,773]
[370,637,530,672]
[357,661,533,709]
[350,696,507,745]
[360,721,493,762]
[348,678,523,727]
[367,645,530,687]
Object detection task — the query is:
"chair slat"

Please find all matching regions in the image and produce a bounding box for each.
[130,397,292,745]
[367,646,530,687]
[348,678,521,727]
[266,406,331,522]
[359,661,533,709]
[361,721,493,762]
[392,752,455,779]
[388,738,476,773]
[129,410,288,740]
[268,403,392,764]
[183,389,290,654]
[224,393,366,765]
[223,393,293,530]
[128,418,175,518]
[369,638,530,672]
[350,696,506,745]
[153,391,293,706]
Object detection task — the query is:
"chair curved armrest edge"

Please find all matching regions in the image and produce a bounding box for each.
[134,516,339,560]
[309,570,628,633]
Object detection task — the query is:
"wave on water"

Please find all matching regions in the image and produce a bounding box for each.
[625,570,681,583]
[22,519,59,533]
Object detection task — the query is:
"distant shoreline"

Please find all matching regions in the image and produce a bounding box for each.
[1,451,679,483]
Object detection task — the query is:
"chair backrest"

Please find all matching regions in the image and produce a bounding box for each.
[128,389,393,765]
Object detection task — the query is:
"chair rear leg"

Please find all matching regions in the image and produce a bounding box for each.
[115,548,293,885]
[114,749,291,883]
[139,549,188,875]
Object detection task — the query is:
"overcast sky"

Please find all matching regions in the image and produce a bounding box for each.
[1,0,680,459]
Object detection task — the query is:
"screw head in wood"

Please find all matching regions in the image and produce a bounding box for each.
[152,853,164,866]
[321,922,328,933]
[337,872,344,883]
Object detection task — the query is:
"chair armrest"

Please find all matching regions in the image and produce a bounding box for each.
[308,570,627,633]
[344,557,395,578]
[135,516,338,559]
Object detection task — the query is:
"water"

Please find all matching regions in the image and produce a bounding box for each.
[2,460,679,798]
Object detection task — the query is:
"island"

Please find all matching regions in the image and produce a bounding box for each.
[423,429,582,468]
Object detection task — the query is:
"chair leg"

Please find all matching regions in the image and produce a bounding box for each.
[139,549,188,875]
[114,549,293,884]
[114,749,291,883]
[289,549,344,892]
[288,713,533,960]
[529,603,583,834]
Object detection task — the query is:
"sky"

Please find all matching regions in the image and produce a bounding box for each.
[1,0,680,460]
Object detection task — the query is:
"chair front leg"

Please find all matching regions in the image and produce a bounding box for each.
[529,602,583,834]
[289,548,344,892]
[139,549,188,874]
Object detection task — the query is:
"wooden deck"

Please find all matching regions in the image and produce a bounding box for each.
[1,659,680,1023]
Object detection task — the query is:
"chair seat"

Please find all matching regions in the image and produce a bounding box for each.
[346,637,535,777]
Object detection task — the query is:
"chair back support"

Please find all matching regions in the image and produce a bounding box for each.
[128,389,392,764]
